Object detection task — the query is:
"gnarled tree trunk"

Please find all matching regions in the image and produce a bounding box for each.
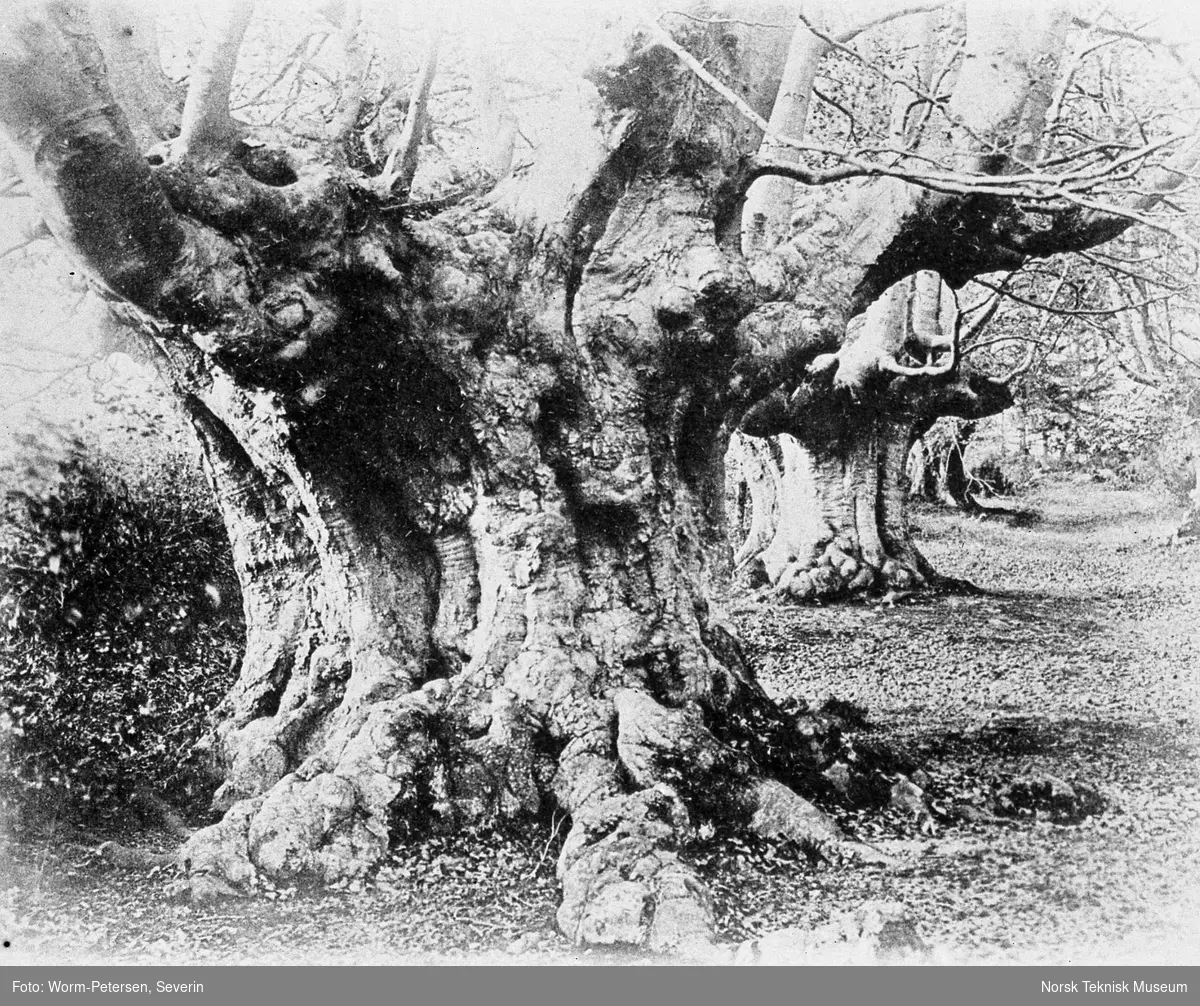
[731,272,1011,599]
[0,1,862,954]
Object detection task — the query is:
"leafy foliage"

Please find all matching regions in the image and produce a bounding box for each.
[0,436,242,819]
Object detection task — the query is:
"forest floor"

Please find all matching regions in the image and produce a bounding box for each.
[1,474,1197,965]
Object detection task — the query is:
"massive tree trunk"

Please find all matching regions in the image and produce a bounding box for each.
[732,379,1011,600]
[2,0,1195,953]
[725,4,1024,600]
[0,1,862,953]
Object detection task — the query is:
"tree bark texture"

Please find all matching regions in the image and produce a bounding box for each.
[724,0,1169,599]
[907,418,981,510]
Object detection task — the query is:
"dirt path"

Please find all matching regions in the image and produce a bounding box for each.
[2,476,1197,964]
[746,477,1199,726]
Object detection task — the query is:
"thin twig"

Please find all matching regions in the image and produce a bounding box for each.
[527,811,566,880]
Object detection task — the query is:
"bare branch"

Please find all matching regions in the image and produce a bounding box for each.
[0,237,40,260]
[1045,35,1117,140]
[1070,14,1191,51]
[738,1,948,252]
[0,218,50,260]
[1056,186,1200,256]
[231,30,330,112]
[999,341,1039,384]
[378,31,440,194]
[653,21,955,187]
[0,1,187,303]
[829,1,950,44]
[1079,249,1194,290]
[329,0,364,142]
[966,333,1050,353]
[175,0,255,159]
[1001,269,1072,382]
[811,86,860,142]
[970,275,1097,317]
[0,356,98,414]
[472,34,518,182]
[957,266,1057,378]
[900,33,965,151]
[796,4,1041,171]
[660,11,792,31]
[1036,141,1141,169]
[653,14,1197,221]
[958,289,1002,343]
[744,130,1192,200]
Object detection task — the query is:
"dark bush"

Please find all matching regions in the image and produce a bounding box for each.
[0,438,242,822]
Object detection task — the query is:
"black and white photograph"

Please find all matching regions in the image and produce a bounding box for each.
[0,0,1197,974]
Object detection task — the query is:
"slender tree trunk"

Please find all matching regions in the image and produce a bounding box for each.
[88,0,184,148]
[1177,389,1200,542]
[937,420,978,510]
[174,0,255,159]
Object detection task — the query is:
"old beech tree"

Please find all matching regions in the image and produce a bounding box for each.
[1,0,1196,952]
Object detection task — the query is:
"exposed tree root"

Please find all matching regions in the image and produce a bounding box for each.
[180,646,915,953]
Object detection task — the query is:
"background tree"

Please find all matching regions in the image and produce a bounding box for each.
[1,0,1197,953]
[943,231,1200,515]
